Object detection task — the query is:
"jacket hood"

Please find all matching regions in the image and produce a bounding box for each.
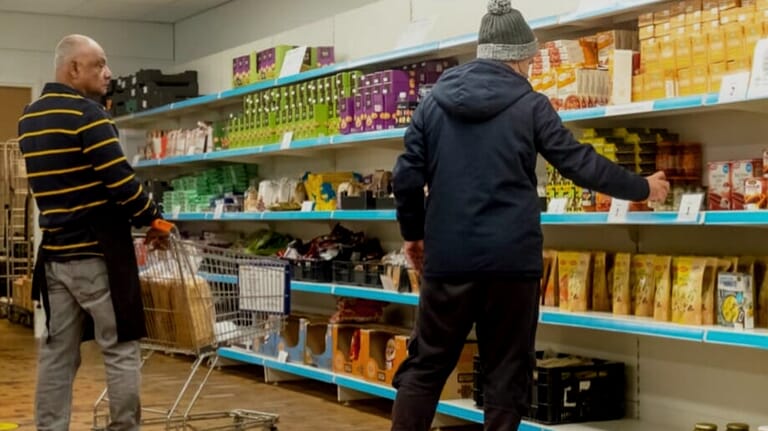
[430,59,532,121]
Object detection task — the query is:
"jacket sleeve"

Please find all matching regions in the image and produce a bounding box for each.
[531,94,650,201]
[79,105,162,228]
[392,103,427,241]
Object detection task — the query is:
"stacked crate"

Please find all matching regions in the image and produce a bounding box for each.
[110,69,198,116]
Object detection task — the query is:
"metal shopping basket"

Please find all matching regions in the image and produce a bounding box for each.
[93,231,290,431]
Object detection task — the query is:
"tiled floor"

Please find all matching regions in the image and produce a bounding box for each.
[0,319,398,430]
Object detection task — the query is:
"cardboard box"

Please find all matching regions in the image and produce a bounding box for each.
[655,9,672,24]
[731,159,763,209]
[351,94,365,134]
[332,324,365,376]
[232,52,257,88]
[642,39,661,63]
[709,61,728,91]
[717,273,755,329]
[687,10,704,24]
[441,342,478,400]
[744,21,763,56]
[719,0,741,10]
[360,328,409,385]
[703,0,721,20]
[610,49,634,105]
[724,23,747,61]
[639,11,655,27]
[640,25,656,40]
[633,74,645,101]
[311,46,335,68]
[707,161,732,210]
[660,36,677,70]
[302,317,333,370]
[676,36,693,68]
[685,0,704,12]
[677,67,693,95]
[708,30,728,63]
[744,177,768,209]
[672,1,687,16]
[257,45,294,80]
[727,58,752,71]
[691,64,709,93]
[655,21,673,36]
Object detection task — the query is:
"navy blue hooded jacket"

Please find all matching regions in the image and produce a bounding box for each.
[393,59,649,280]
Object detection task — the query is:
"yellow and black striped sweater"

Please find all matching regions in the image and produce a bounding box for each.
[18,83,160,260]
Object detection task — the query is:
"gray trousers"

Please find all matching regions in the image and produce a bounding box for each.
[36,258,141,431]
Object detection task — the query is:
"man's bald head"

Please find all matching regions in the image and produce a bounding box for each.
[53,34,112,98]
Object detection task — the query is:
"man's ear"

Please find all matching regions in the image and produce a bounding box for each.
[70,60,79,77]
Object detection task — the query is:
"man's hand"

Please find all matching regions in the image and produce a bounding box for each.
[145,219,173,250]
[404,240,424,274]
[646,171,670,203]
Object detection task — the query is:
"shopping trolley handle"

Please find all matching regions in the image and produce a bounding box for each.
[151,218,176,235]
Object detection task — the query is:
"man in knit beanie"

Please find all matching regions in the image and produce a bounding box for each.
[391,1,669,430]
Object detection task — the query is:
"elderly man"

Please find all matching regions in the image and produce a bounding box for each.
[18,34,168,431]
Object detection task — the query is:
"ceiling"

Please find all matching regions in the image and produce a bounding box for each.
[0,0,232,23]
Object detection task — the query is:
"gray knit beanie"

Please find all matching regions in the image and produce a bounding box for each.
[477,0,538,61]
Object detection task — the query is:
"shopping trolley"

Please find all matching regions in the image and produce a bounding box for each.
[93,227,290,431]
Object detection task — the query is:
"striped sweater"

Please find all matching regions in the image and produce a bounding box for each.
[18,82,160,260]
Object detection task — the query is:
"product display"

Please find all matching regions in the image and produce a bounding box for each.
[110,69,198,116]
[542,249,768,328]
[635,0,768,100]
[162,165,259,213]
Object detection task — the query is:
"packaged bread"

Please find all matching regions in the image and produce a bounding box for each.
[653,255,673,322]
[672,257,708,325]
[544,251,559,307]
[612,253,632,315]
[702,258,733,325]
[542,250,557,304]
[592,251,611,312]
[558,251,592,312]
[632,254,657,317]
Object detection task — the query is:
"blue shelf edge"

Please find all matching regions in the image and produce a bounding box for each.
[290,281,334,295]
[217,347,335,383]
[164,210,767,226]
[540,310,705,342]
[115,1,670,127]
[703,328,768,350]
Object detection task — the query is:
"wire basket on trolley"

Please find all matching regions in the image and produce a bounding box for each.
[93,232,290,431]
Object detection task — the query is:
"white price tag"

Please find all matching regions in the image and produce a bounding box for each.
[301,201,315,212]
[171,205,181,219]
[213,202,224,219]
[604,101,654,117]
[748,39,768,99]
[677,193,704,222]
[607,198,629,223]
[281,131,293,150]
[132,154,141,166]
[396,19,434,49]
[547,197,569,214]
[279,46,308,78]
[277,351,289,363]
[719,72,750,103]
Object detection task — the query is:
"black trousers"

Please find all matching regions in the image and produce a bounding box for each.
[391,277,540,431]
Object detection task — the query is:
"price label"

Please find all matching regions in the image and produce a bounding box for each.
[279,46,308,78]
[547,197,569,214]
[281,131,293,150]
[213,202,224,219]
[277,351,289,363]
[719,72,750,103]
[677,193,704,222]
[607,198,629,223]
[171,205,181,219]
[301,201,315,212]
[605,101,654,117]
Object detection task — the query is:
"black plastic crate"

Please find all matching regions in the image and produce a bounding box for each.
[527,352,625,425]
[288,259,333,283]
[332,261,383,288]
[340,191,375,210]
[374,197,395,209]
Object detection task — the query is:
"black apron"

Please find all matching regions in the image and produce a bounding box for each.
[33,206,147,343]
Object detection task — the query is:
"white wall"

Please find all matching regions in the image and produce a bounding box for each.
[173,0,579,94]
[0,11,174,97]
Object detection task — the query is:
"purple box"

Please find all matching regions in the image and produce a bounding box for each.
[373,93,395,130]
[338,97,355,135]
[372,72,383,86]
[351,94,365,134]
[363,73,375,88]
[312,46,335,68]
[363,93,375,132]
[418,59,458,85]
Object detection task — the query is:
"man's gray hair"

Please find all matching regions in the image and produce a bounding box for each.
[54,34,92,70]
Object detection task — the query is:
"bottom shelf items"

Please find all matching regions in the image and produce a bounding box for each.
[216,347,667,431]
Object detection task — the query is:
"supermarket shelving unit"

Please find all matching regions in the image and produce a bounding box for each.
[115,0,768,429]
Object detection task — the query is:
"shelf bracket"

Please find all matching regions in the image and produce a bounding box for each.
[337,385,377,403]
[264,366,304,383]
